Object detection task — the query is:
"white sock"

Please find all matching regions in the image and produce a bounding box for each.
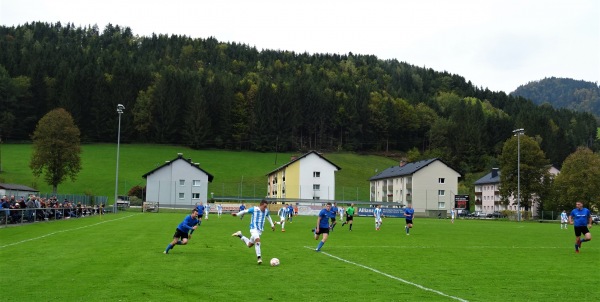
[241,236,250,246]
[281,222,285,229]
[254,242,261,257]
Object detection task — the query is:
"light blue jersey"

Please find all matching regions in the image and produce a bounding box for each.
[374,207,383,219]
[278,207,288,218]
[247,206,271,231]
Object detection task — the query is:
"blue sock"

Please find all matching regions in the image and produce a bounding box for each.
[406,226,409,234]
[165,244,173,253]
[316,241,325,251]
[176,240,182,245]
[581,239,588,243]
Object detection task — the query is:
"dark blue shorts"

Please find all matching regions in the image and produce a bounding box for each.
[574,226,590,237]
[405,219,413,224]
[316,227,330,235]
[173,228,189,239]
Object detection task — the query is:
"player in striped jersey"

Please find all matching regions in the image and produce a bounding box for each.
[276,204,288,232]
[231,200,275,264]
[374,204,384,230]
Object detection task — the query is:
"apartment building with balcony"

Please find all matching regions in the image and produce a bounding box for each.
[369,158,460,215]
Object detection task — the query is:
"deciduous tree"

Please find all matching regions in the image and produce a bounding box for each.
[30,108,82,193]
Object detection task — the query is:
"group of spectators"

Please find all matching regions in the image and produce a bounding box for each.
[0,195,105,225]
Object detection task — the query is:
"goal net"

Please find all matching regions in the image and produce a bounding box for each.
[143,201,160,213]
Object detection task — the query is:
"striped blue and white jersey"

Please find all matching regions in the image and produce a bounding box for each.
[247,206,272,231]
[374,207,383,219]
[278,207,287,218]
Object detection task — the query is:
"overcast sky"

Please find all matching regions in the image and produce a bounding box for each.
[1,0,599,93]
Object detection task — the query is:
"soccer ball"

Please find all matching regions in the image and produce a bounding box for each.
[270,258,280,266]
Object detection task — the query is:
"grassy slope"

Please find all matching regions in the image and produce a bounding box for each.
[0,144,398,201]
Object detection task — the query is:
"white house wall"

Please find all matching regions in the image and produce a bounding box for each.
[298,153,337,200]
[412,160,460,213]
[145,159,210,206]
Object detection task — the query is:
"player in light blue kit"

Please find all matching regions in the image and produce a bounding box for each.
[560,210,568,229]
[164,209,199,254]
[232,200,275,264]
[312,203,332,251]
[404,204,414,235]
[276,204,288,232]
[374,204,384,230]
[569,201,592,253]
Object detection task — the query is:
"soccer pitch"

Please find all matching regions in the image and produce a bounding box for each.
[2,211,598,301]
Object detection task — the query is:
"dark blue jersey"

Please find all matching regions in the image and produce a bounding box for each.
[331,206,338,216]
[177,214,199,233]
[318,209,331,228]
[195,205,205,216]
[570,207,591,227]
[404,208,414,219]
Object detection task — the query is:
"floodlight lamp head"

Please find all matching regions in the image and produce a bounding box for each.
[117,104,125,110]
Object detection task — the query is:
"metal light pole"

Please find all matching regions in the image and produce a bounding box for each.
[114,104,125,213]
[513,128,524,222]
[0,134,3,173]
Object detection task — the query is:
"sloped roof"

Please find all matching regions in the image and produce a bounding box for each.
[142,153,214,182]
[369,158,458,181]
[266,150,341,175]
[0,183,39,192]
[473,169,501,185]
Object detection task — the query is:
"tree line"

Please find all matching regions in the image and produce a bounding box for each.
[0,22,597,174]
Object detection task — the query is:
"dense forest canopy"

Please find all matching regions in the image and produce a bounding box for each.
[0,22,597,173]
[512,77,600,118]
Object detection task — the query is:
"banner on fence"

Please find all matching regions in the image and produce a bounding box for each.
[357,207,405,218]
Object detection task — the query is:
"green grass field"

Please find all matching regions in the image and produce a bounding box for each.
[2,210,598,301]
[0,144,397,202]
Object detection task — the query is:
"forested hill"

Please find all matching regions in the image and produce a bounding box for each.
[512,77,600,117]
[0,22,597,173]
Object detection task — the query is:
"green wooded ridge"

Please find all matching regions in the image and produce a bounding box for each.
[0,22,597,173]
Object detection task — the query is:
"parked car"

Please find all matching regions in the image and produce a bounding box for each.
[470,211,486,218]
[487,211,505,218]
[456,208,469,217]
[592,215,599,225]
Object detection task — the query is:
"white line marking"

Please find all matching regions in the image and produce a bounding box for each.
[333,245,567,249]
[304,246,468,302]
[0,214,138,249]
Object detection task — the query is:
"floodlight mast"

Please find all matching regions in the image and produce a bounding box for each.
[114,104,125,213]
[512,128,524,222]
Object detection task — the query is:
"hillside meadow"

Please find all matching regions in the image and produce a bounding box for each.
[0,144,399,202]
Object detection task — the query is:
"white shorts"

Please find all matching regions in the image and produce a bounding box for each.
[280,215,286,221]
[250,229,262,242]
[561,219,568,223]
[375,217,382,223]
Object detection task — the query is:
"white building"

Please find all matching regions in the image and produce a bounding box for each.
[142,153,214,206]
[0,183,39,198]
[266,150,341,201]
[474,166,560,216]
[369,158,461,216]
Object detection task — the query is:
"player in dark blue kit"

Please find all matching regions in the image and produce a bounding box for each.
[329,203,338,231]
[164,209,199,254]
[195,202,205,226]
[312,203,332,251]
[404,204,414,235]
[568,201,593,253]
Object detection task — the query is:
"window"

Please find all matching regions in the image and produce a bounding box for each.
[313,171,320,177]
[313,184,320,191]
[179,193,185,199]
[179,179,185,186]
[312,196,320,200]
[192,193,200,199]
[438,190,445,196]
[438,178,445,184]
[192,180,200,187]
[438,202,445,208]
